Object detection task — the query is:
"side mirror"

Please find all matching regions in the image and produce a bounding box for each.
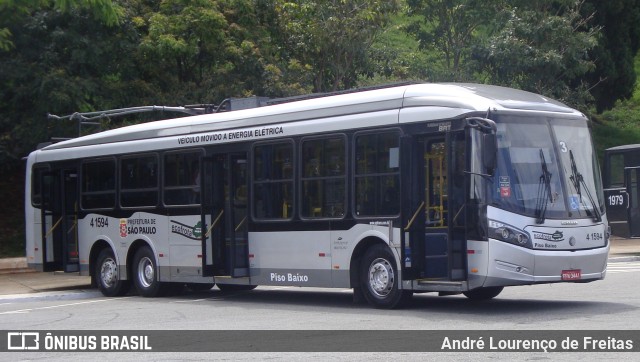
[482,133,497,175]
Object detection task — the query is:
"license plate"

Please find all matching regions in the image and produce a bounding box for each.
[561,269,581,281]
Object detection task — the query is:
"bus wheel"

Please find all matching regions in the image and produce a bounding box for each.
[360,244,411,309]
[133,246,163,297]
[96,248,130,297]
[463,286,504,301]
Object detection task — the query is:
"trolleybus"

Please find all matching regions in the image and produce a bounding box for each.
[602,144,640,237]
[25,83,610,308]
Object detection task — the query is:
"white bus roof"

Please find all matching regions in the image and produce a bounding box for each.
[40,83,579,151]
[605,144,640,152]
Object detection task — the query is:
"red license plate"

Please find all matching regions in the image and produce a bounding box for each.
[561,269,581,281]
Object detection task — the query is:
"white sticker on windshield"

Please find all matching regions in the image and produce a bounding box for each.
[499,176,511,197]
[559,141,568,153]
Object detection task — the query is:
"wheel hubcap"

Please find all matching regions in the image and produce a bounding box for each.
[138,257,154,288]
[368,257,394,298]
[100,258,117,288]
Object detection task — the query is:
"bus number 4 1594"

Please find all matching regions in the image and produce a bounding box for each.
[90,217,109,228]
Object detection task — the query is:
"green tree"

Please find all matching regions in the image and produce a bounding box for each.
[474,0,600,108]
[405,0,502,81]
[581,0,640,112]
[0,0,121,51]
[135,0,307,102]
[275,0,399,92]
[0,6,137,172]
[406,0,601,108]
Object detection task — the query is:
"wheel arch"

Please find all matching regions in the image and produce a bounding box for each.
[349,236,389,288]
[89,239,115,283]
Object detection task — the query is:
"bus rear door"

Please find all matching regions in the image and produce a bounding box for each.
[40,168,79,272]
[201,153,250,277]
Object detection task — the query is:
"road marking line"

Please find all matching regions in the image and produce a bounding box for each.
[0,297,133,315]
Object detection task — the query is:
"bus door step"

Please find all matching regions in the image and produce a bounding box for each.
[415,280,463,292]
[232,268,249,277]
[214,275,252,285]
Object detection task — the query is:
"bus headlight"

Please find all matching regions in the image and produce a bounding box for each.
[489,220,532,248]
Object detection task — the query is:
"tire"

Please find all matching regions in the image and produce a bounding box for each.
[95,248,130,297]
[217,284,257,292]
[132,246,164,297]
[186,283,215,292]
[463,286,504,301]
[360,244,411,309]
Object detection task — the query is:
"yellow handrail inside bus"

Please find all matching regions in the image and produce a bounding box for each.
[205,209,224,238]
[235,216,247,232]
[404,201,425,231]
[67,220,77,234]
[44,216,63,238]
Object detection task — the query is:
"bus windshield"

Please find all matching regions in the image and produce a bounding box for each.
[491,114,604,221]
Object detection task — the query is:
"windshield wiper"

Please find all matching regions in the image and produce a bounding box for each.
[568,150,601,222]
[535,149,553,224]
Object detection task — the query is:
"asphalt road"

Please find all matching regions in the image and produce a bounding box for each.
[1,260,640,360]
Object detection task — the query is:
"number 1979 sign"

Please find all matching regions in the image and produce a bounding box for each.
[604,190,628,209]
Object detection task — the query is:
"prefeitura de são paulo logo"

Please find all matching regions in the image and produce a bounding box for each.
[120,219,127,238]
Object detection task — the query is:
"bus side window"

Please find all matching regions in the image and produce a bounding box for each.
[81,159,116,210]
[301,136,346,218]
[253,141,294,219]
[608,153,625,188]
[163,151,202,206]
[354,131,400,217]
[120,154,158,208]
[31,165,49,207]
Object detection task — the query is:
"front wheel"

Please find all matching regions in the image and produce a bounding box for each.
[360,244,411,309]
[95,248,130,297]
[463,286,504,301]
[133,246,164,297]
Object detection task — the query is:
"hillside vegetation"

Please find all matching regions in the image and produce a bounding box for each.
[592,56,640,156]
[2,1,640,257]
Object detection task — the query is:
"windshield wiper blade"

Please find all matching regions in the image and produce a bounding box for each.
[569,150,601,222]
[535,149,553,224]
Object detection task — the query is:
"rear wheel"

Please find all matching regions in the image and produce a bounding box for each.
[95,248,130,297]
[463,286,504,301]
[360,244,411,309]
[133,246,164,297]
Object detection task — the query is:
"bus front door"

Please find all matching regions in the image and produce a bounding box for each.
[406,133,467,281]
[201,153,249,277]
[41,169,79,272]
